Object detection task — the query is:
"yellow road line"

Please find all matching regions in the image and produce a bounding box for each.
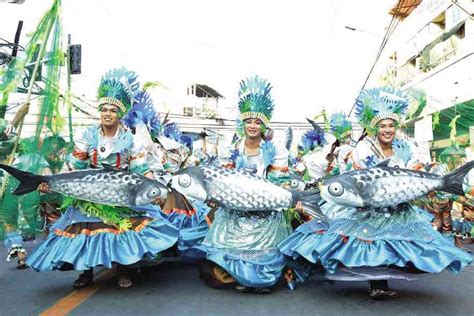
[39,268,114,316]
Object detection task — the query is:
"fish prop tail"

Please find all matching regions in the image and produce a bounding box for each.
[0,164,48,195]
[441,160,474,196]
[292,189,325,222]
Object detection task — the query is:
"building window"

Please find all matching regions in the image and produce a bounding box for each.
[456,23,465,39]
[183,107,194,116]
[431,12,446,32]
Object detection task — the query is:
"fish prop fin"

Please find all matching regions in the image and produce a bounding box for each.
[394,203,411,212]
[375,159,390,167]
[424,163,435,173]
[0,164,48,195]
[101,163,116,170]
[291,189,326,223]
[441,160,474,196]
[366,203,411,215]
[242,168,258,175]
[205,155,219,166]
[306,117,324,134]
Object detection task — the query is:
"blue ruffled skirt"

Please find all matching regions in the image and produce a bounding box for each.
[203,247,286,288]
[158,192,210,258]
[201,209,290,288]
[4,231,25,261]
[279,217,327,264]
[26,206,179,271]
[279,203,472,279]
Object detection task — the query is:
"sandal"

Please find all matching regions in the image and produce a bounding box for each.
[369,289,400,300]
[235,285,252,293]
[234,285,271,294]
[253,287,271,294]
[17,259,28,270]
[198,259,235,289]
[117,273,132,289]
[73,271,94,289]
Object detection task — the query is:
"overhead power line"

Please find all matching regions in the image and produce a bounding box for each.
[348,0,406,116]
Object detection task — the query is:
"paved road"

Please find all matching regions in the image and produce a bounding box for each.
[0,241,472,316]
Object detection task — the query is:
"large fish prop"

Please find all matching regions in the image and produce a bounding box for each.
[320,160,474,208]
[169,165,323,219]
[0,164,168,207]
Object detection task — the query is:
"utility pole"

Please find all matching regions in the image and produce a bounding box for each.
[66,34,73,146]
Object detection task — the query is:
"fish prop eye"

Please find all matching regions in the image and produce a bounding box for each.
[178,174,192,188]
[328,182,344,196]
[147,187,161,199]
[290,179,299,189]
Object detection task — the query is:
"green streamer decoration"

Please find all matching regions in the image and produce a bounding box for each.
[449,114,461,144]
[432,111,440,130]
[0,0,65,239]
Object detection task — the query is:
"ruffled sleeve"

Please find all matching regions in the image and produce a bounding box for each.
[266,141,290,184]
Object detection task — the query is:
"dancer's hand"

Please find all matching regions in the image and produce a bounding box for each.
[152,197,166,206]
[37,182,51,193]
[207,201,218,208]
[294,201,304,213]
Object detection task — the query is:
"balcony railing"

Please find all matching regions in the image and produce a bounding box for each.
[398,47,458,85]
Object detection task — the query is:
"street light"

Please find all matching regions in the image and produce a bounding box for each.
[344,25,382,38]
[0,0,26,4]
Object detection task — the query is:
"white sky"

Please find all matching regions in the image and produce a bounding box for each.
[1,0,397,122]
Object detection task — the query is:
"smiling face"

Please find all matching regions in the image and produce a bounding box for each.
[100,104,120,128]
[244,118,263,139]
[377,119,396,147]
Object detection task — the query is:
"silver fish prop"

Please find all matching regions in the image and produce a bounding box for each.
[0,164,168,207]
[170,165,323,218]
[320,160,474,208]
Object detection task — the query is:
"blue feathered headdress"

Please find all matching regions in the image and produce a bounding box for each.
[330,112,352,141]
[298,129,326,154]
[238,76,274,126]
[355,86,408,134]
[122,90,161,137]
[97,68,140,117]
[163,122,182,142]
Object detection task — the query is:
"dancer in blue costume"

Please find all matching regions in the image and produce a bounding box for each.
[301,112,354,181]
[281,112,354,286]
[437,146,473,250]
[26,68,178,289]
[123,95,211,259]
[198,76,292,293]
[279,87,472,299]
[3,136,67,270]
[154,138,211,259]
[290,119,328,185]
[1,103,45,270]
[422,147,472,251]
